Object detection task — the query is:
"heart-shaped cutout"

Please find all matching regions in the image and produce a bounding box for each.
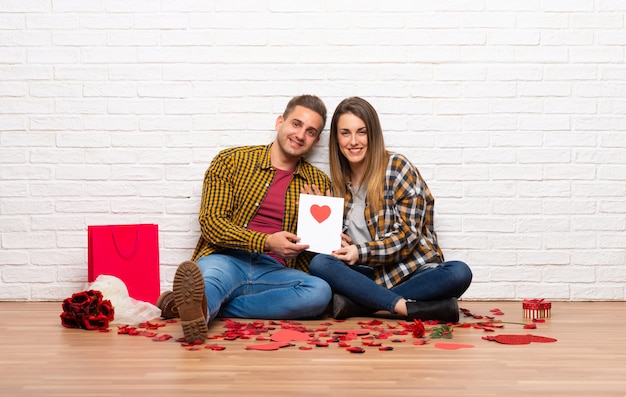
[434,343,475,350]
[310,204,331,223]
[270,329,311,342]
[245,342,291,351]
[333,330,370,336]
[482,334,558,345]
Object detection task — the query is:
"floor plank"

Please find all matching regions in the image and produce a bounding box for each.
[1,301,625,396]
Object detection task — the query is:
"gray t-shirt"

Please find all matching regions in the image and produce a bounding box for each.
[347,183,371,244]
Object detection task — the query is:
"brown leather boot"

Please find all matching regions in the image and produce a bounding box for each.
[156,291,178,319]
[173,261,209,343]
[156,290,207,320]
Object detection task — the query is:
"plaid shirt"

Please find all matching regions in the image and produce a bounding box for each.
[346,153,444,288]
[191,144,331,272]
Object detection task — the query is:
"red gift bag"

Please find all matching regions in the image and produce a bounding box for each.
[88,224,160,304]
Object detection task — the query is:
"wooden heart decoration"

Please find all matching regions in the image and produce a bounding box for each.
[310,204,331,223]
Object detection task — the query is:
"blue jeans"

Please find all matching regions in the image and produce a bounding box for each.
[309,254,472,314]
[196,249,332,322]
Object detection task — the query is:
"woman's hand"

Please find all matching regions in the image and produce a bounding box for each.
[300,184,331,197]
[340,233,352,248]
[331,244,359,265]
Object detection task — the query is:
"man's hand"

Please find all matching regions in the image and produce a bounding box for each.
[300,183,331,197]
[265,231,309,260]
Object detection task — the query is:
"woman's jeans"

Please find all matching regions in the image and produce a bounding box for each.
[196,249,331,322]
[309,254,473,314]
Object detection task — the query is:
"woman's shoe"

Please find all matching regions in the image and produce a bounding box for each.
[406,297,460,323]
[332,294,375,320]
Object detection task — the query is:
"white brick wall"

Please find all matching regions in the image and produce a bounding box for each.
[1,1,625,302]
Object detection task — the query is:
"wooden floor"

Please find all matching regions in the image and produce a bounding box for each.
[1,301,625,397]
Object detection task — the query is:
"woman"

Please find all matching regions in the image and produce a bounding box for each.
[308,97,472,323]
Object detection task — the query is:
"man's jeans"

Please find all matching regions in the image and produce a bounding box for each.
[196,249,331,322]
[309,254,473,314]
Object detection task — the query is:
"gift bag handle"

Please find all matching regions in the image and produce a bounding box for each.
[111,228,141,258]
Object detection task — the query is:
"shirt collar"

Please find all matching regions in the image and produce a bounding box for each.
[261,143,306,176]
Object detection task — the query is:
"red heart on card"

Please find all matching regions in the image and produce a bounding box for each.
[310,205,331,223]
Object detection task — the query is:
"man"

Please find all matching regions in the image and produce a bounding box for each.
[161,95,332,343]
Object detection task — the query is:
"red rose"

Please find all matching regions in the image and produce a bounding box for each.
[60,312,81,328]
[411,319,426,338]
[98,299,115,321]
[67,291,97,316]
[83,314,110,330]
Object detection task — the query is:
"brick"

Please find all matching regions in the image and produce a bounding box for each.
[0,216,29,231]
[0,149,27,163]
[570,285,625,301]
[0,98,52,113]
[464,283,516,300]
[572,250,625,266]
[0,65,52,80]
[53,31,105,46]
[54,65,107,81]
[463,217,516,233]
[1,165,53,180]
[106,0,159,13]
[518,217,570,233]
[515,283,571,300]
[27,47,79,64]
[0,48,24,64]
[2,233,56,249]
[52,0,104,12]
[599,233,626,249]
[0,284,32,301]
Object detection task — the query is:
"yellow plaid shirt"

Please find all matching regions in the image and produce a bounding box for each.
[192,144,331,272]
[347,153,444,288]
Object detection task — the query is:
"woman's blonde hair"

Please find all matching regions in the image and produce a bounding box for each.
[329,97,390,213]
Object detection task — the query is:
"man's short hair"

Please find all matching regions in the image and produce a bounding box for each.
[283,95,327,135]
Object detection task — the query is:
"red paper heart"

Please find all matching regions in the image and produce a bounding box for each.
[245,342,291,351]
[434,343,475,350]
[528,335,558,343]
[270,329,311,342]
[483,334,558,345]
[310,205,331,223]
[332,330,370,336]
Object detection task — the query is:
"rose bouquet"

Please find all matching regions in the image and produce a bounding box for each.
[60,290,114,330]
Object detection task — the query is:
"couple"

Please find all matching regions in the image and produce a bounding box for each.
[157,95,473,343]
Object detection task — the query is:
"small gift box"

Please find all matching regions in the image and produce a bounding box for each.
[522,299,551,319]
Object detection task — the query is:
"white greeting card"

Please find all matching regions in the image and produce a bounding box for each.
[296,193,344,255]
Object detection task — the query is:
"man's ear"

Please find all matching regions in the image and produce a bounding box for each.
[275,115,284,132]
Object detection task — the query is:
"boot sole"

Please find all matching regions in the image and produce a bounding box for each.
[173,260,208,343]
